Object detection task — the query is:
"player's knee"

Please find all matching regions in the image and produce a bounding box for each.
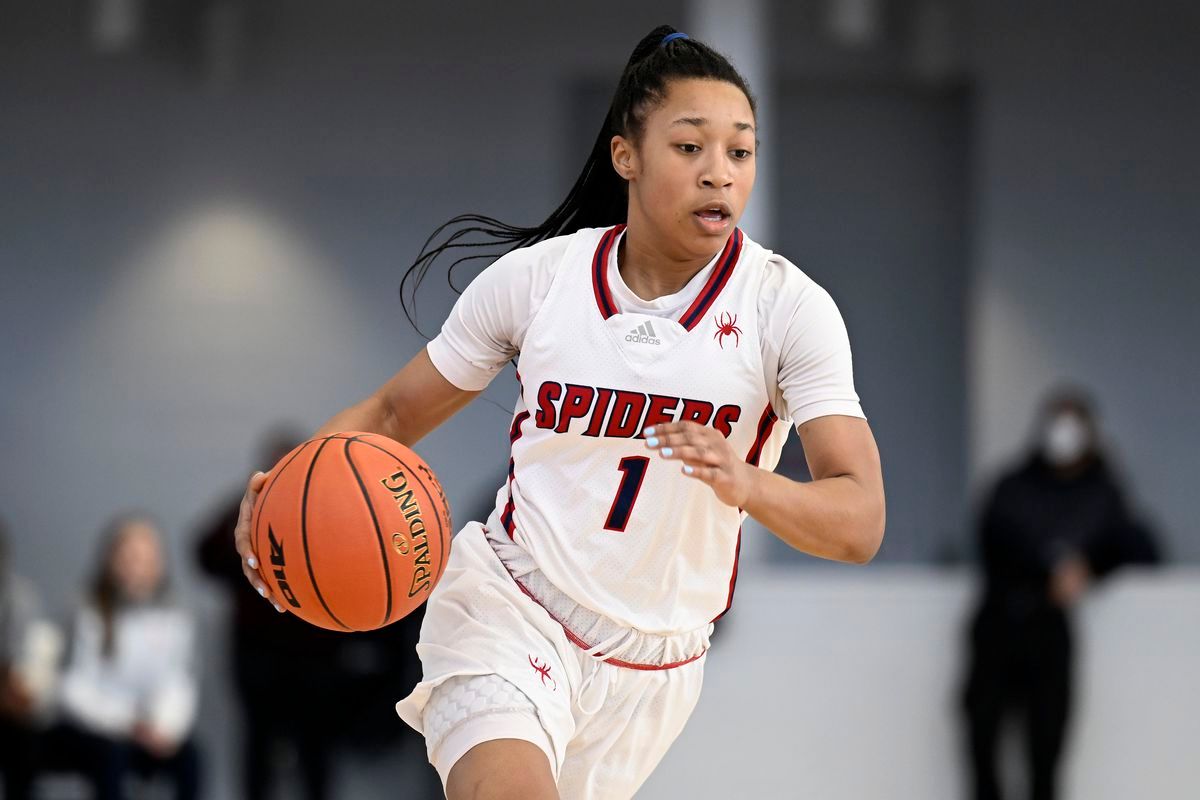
[446,739,558,800]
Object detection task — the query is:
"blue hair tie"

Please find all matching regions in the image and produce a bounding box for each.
[660,32,689,47]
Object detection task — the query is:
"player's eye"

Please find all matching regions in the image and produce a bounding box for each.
[676,143,701,154]
[731,148,753,160]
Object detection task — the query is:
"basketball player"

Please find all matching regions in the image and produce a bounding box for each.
[234,26,885,799]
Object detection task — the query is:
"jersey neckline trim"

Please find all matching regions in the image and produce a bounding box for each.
[590,224,744,331]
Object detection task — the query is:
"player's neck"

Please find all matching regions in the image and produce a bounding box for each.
[617,228,719,302]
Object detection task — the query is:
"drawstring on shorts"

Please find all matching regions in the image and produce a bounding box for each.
[576,627,641,715]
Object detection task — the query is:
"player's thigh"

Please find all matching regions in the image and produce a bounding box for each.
[447,738,559,800]
[559,657,705,799]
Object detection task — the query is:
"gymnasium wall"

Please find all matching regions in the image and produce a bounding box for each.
[0,1,1197,798]
[644,567,1200,799]
[0,0,684,616]
[968,0,1200,559]
[3,1,1196,605]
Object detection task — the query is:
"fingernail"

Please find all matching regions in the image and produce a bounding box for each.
[662,447,673,457]
[254,471,266,478]
[257,585,266,597]
[647,437,659,447]
[643,426,655,437]
[273,602,283,613]
[247,556,258,569]
[683,465,694,475]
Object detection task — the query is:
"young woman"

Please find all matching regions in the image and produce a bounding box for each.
[53,514,200,800]
[234,25,884,799]
[0,519,48,800]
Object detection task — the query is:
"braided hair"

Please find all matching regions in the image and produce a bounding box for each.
[399,24,756,331]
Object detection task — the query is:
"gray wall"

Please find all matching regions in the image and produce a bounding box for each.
[2,1,1198,798]
[643,569,1200,799]
[0,5,680,795]
[0,0,682,614]
[772,83,970,563]
[970,0,1200,559]
[2,0,1196,606]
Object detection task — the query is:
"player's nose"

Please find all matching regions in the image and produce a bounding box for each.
[699,157,734,188]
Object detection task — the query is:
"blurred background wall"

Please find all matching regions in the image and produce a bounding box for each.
[1,0,1196,798]
[970,0,1199,554]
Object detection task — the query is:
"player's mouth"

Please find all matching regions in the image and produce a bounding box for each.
[692,201,732,233]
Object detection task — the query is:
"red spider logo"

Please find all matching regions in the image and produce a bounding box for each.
[528,655,557,691]
[713,312,742,349]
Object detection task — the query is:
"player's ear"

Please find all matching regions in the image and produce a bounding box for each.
[611,135,637,181]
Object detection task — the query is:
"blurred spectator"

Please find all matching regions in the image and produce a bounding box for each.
[195,426,344,800]
[47,513,200,800]
[962,388,1160,800]
[1,519,63,800]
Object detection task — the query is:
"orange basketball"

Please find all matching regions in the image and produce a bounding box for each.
[250,431,452,632]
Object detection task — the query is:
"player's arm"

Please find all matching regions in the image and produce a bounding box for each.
[647,272,884,563]
[645,415,885,564]
[312,348,480,444]
[234,245,544,607]
[232,348,479,608]
[748,414,884,563]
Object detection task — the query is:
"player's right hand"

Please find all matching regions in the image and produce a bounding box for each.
[233,470,285,613]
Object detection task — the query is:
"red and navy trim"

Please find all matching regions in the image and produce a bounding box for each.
[744,402,780,468]
[501,372,531,538]
[590,225,743,329]
[713,402,780,622]
[591,225,625,320]
[713,527,743,623]
[678,227,743,331]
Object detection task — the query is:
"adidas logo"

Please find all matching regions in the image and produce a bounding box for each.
[624,321,661,346]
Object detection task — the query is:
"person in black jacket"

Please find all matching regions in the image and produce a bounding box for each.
[962,388,1160,800]
[196,428,344,800]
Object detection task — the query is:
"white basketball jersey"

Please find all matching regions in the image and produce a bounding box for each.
[494,224,788,635]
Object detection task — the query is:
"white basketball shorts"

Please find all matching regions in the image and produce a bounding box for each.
[395,521,707,799]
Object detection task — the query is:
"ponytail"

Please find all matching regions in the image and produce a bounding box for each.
[399,24,757,333]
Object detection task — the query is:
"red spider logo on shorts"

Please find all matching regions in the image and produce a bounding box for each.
[529,655,557,692]
[713,312,742,349]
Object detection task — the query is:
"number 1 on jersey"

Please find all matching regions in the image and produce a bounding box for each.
[604,456,649,533]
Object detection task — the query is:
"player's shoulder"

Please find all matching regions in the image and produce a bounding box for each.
[741,234,833,317]
[459,227,613,319]
[489,226,608,278]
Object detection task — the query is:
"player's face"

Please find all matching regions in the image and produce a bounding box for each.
[617,78,756,257]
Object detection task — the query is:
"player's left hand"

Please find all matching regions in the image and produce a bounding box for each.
[643,421,757,508]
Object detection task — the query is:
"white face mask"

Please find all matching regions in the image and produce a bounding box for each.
[1043,413,1090,467]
